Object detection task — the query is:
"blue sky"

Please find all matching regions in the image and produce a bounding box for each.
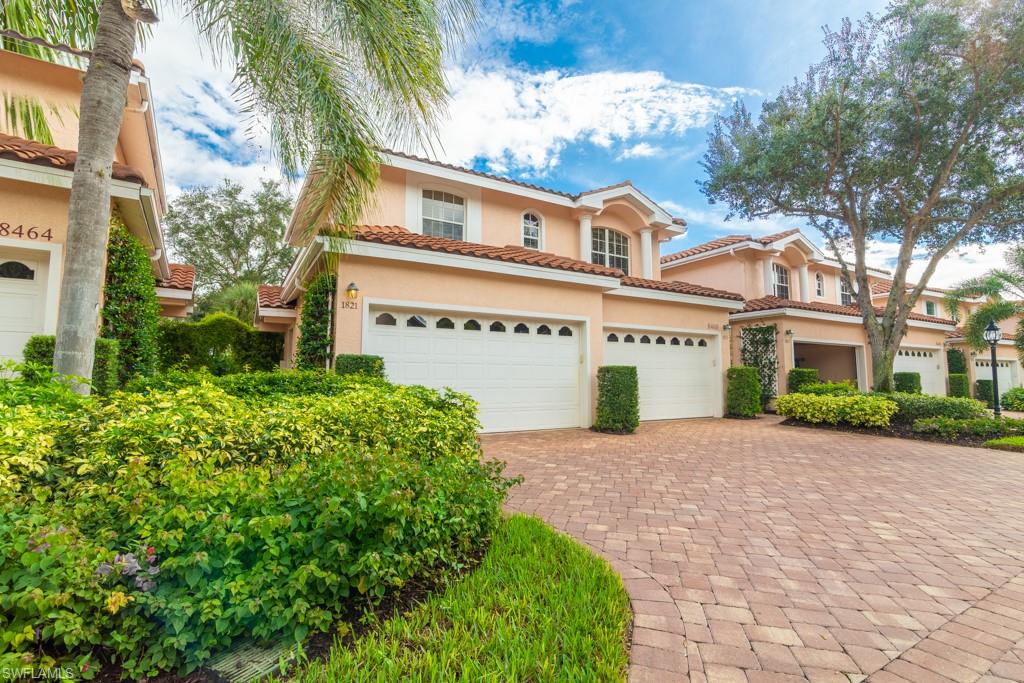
[139,0,1009,285]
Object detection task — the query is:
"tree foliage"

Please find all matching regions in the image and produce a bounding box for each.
[701,0,1024,390]
[944,244,1024,355]
[165,179,294,296]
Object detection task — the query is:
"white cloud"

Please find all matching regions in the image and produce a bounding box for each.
[617,142,662,160]
[661,202,807,238]
[863,240,1012,288]
[424,66,753,175]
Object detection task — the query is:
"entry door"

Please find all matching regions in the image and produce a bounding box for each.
[894,347,945,395]
[603,329,718,420]
[366,308,582,432]
[0,253,47,363]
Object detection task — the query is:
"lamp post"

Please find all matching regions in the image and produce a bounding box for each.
[983,319,1003,418]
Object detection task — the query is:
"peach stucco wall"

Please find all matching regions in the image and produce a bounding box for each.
[0,179,71,247]
[663,254,751,297]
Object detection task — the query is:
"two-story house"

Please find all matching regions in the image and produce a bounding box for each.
[257,151,746,432]
[660,230,960,396]
[0,49,194,363]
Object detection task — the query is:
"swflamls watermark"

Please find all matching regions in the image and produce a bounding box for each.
[1,668,76,681]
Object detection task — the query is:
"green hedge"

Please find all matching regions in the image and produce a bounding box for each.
[594,366,639,433]
[948,373,969,398]
[297,272,336,370]
[776,393,898,427]
[976,379,994,407]
[947,348,967,374]
[335,354,385,378]
[22,335,121,394]
[800,381,858,396]
[879,392,987,424]
[913,416,1024,440]
[0,377,509,676]
[893,372,922,394]
[102,217,159,383]
[726,366,760,418]
[787,367,819,394]
[1002,387,1024,411]
[156,312,282,375]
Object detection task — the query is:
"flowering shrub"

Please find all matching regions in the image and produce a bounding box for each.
[776,393,898,427]
[0,374,510,677]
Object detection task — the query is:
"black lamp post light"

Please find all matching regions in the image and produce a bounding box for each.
[983,319,1003,418]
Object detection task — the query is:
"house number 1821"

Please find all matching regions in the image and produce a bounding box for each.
[0,222,53,241]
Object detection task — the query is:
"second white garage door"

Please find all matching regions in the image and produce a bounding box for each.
[894,348,945,395]
[366,308,582,432]
[603,329,718,420]
[975,358,1018,392]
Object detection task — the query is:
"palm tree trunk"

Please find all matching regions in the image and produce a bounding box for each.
[53,0,137,393]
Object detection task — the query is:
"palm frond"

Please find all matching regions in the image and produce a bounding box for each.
[962,300,1023,350]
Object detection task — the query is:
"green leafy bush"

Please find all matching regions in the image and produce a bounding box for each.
[297,272,336,370]
[776,393,898,427]
[913,416,1024,440]
[1002,387,1024,411]
[947,348,967,374]
[893,372,922,394]
[878,392,987,424]
[21,335,121,394]
[0,378,509,676]
[335,354,385,378]
[800,381,858,396]
[725,366,760,418]
[948,373,969,398]
[985,435,1024,452]
[975,379,994,407]
[787,367,819,393]
[594,366,639,433]
[103,218,160,383]
[156,313,282,375]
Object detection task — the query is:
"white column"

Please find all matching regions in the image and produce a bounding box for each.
[578,213,592,263]
[640,228,653,279]
[761,258,774,297]
[798,264,810,303]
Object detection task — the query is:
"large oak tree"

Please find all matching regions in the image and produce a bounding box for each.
[701,0,1024,391]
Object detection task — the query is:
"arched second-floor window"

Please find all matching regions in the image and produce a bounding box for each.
[591,227,629,273]
[422,189,465,240]
[522,212,542,249]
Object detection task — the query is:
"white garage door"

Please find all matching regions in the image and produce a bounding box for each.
[366,308,582,432]
[0,253,47,363]
[975,358,1018,392]
[894,347,945,395]
[603,329,718,420]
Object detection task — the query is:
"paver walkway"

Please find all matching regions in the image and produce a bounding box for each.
[482,416,1024,683]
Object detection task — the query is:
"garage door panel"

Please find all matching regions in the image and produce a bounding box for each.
[975,359,1018,391]
[895,348,945,395]
[0,253,47,363]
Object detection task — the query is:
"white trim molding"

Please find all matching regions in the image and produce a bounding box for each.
[606,286,745,310]
[730,306,956,331]
[155,287,193,301]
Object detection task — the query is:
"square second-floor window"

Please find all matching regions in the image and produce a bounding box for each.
[422,190,465,240]
[841,278,856,306]
[925,300,937,316]
[772,263,790,299]
[592,227,629,274]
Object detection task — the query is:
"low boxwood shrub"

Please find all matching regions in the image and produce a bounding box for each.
[594,366,639,433]
[893,372,922,394]
[877,392,987,424]
[1002,387,1024,411]
[800,380,858,396]
[976,379,994,407]
[948,373,969,398]
[985,435,1024,452]
[22,335,121,394]
[776,393,898,427]
[335,354,385,378]
[913,416,1024,440]
[787,367,819,394]
[726,366,760,418]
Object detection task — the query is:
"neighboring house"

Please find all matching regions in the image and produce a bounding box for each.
[0,49,193,363]
[660,230,960,396]
[257,151,745,432]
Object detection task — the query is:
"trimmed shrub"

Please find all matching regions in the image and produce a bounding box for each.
[776,393,898,428]
[297,272,336,370]
[594,366,639,433]
[800,380,858,396]
[947,348,967,374]
[103,217,160,383]
[893,372,922,394]
[976,379,994,407]
[335,354,385,378]
[1002,387,1024,411]
[787,367,819,394]
[913,416,1024,440]
[21,335,121,394]
[726,366,761,418]
[156,312,282,374]
[880,392,987,424]
[948,373,969,398]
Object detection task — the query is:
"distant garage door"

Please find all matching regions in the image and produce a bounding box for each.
[894,347,945,395]
[603,329,718,420]
[975,358,1018,392]
[366,308,582,432]
[0,253,47,363]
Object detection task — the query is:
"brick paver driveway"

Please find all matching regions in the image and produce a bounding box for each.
[482,416,1024,683]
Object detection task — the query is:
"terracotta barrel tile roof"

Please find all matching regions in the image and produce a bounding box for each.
[0,131,148,186]
[258,284,294,309]
[353,225,624,278]
[660,229,804,266]
[737,295,956,325]
[156,263,195,291]
[620,275,743,301]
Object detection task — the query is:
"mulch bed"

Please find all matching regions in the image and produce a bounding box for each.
[779,418,1000,449]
